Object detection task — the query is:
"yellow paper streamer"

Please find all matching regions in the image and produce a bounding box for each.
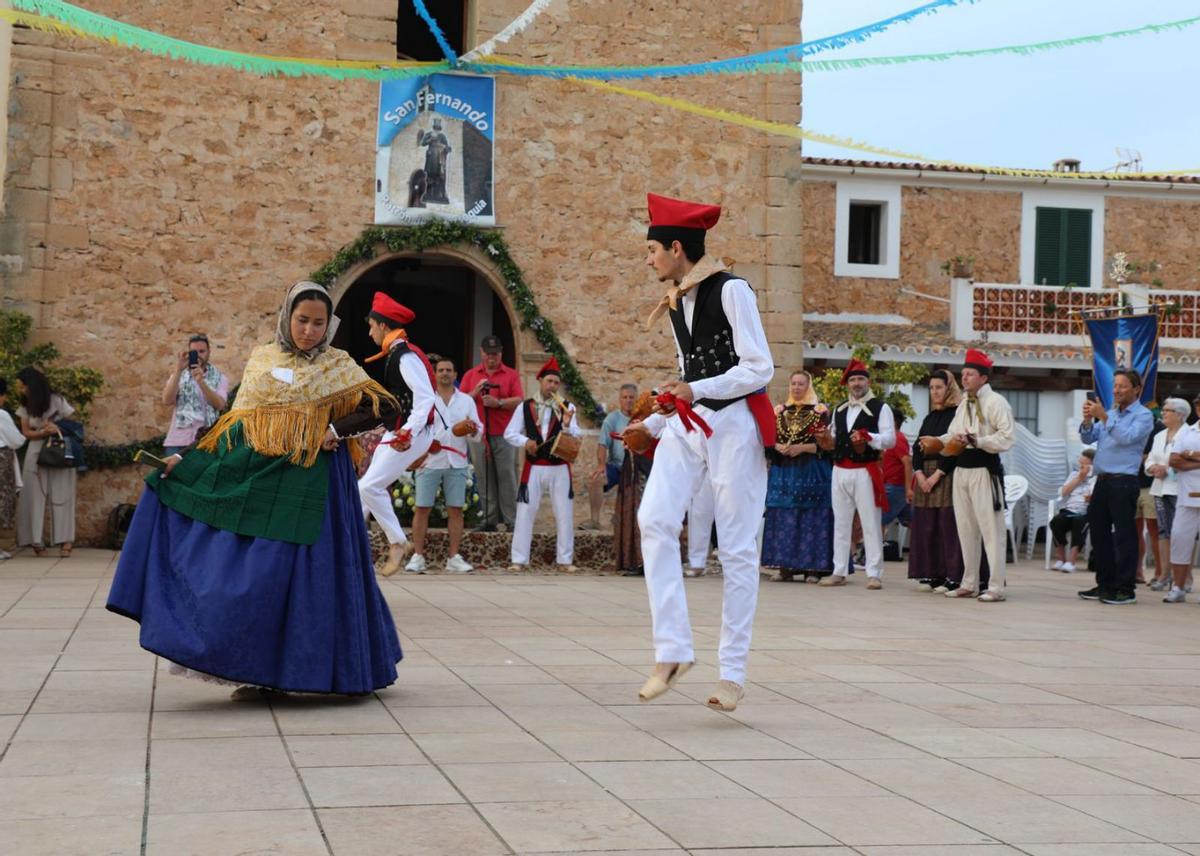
[577,79,1200,181]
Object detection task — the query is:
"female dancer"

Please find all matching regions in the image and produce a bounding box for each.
[909,370,966,592]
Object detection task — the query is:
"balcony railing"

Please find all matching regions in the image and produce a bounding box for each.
[950,280,1200,347]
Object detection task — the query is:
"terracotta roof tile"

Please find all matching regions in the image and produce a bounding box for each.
[802,321,1200,367]
[802,157,1200,186]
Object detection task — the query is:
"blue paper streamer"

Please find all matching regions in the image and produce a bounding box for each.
[411,0,458,64]
[462,0,982,79]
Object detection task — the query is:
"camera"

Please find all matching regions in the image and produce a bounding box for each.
[188,350,200,368]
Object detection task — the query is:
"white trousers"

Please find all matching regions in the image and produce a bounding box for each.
[832,466,883,578]
[1170,505,1200,565]
[687,480,715,569]
[511,464,575,565]
[637,401,768,685]
[359,427,435,545]
[953,466,1007,593]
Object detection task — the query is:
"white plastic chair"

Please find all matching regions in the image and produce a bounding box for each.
[1004,475,1029,560]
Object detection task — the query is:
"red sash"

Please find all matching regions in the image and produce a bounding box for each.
[836,459,889,511]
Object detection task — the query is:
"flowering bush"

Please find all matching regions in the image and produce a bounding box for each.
[391,464,482,526]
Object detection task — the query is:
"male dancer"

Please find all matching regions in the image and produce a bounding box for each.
[629,192,774,712]
[940,349,1015,602]
[355,292,437,576]
[504,357,581,572]
[822,359,896,589]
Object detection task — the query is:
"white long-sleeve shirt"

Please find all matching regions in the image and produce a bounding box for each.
[504,397,581,450]
[673,278,774,403]
[1145,427,1180,497]
[831,397,897,452]
[0,408,25,490]
[938,383,1015,455]
[422,388,483,470]
[398,350,438,436]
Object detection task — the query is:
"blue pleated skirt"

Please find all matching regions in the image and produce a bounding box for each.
[107,447,402,694]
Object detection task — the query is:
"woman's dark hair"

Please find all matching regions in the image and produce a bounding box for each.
[928,369,951,386]
[292,289,333,316]
[16,366,51,418]
[0,378,7,396]
[894,411,907,431]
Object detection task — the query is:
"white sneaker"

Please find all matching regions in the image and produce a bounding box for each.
[1061,562,1076,573]
[405,554,427,574]
[1052,560,1066,571]
[0,549,10,561]
[1164,587,1187,603]
[444,554,473,573]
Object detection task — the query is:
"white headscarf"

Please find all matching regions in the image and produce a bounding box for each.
[276,281,340,360]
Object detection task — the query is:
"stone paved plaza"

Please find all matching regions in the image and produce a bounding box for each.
[3,550,1200,855]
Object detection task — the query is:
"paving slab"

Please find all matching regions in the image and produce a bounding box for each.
[5,551,1200,852]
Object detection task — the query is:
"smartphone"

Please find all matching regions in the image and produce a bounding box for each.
[1086,391,1098,402]
[133,449,170,470]
[188,350,200,368]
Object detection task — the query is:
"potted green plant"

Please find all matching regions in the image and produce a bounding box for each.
[940,255,975,279]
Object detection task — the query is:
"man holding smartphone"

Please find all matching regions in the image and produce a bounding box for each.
[162,334,229,455]
[1079,370,1154,605]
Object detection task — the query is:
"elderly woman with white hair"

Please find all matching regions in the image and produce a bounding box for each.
[1145,397,1190,594]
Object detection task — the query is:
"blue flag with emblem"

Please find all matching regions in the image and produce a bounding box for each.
[1084,313,1159,408]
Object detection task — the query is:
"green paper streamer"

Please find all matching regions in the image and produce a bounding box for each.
[10,0,447,79]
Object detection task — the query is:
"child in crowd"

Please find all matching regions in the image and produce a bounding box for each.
[1050,448,1096,573]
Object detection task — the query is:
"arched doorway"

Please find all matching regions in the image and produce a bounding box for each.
[330,251,518,382]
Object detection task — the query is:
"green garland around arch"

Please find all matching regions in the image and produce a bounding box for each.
[312,222,604,423]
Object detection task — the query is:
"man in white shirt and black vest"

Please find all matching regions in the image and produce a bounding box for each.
[504,357,581,573]
[351,292,437,576]
[821,359,896,589]
[626,192,776,713]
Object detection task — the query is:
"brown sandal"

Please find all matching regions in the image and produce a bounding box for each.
[59,543,73,558]
[31,545,47,557]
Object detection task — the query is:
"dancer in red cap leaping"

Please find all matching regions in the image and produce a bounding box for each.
[342,292,437,576]
[629,193,775,712]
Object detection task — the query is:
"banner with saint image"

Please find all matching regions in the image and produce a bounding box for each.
[1084,313,1159,408]
[375,74,495,226]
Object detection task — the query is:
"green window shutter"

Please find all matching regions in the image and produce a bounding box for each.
[1033,206,1092,286]
[1064,208,1092,287]
[1034,208,1063,285]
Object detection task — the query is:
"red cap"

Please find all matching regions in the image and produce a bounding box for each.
[840,359,870,385]
[647,193,722,245]
[369,292,415,327]
[964,348,993,372]
[537,357,561,379]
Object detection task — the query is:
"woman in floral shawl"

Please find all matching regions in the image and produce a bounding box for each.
[762,370,835,582]
[108,282,403,698]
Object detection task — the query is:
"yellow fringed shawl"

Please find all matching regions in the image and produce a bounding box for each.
[199,343,395,467]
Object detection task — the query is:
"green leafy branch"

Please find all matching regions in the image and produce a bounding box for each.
[810,328,927,422]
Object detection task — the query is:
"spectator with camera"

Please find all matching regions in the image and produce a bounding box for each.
[162,334,229,456]
[460,335,523,531]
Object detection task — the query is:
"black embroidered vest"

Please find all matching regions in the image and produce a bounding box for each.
[522,399,564,463]
[668,271,744,411]
[834,398,883,463]
[383,341,416,424]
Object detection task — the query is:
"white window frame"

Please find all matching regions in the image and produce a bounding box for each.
[1020,189,1105,287]
[834,179,901,279]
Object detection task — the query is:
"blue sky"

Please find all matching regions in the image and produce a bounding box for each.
[801,0,1200,173]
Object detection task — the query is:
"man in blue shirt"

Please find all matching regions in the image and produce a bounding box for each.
[1078,369,1154,604]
